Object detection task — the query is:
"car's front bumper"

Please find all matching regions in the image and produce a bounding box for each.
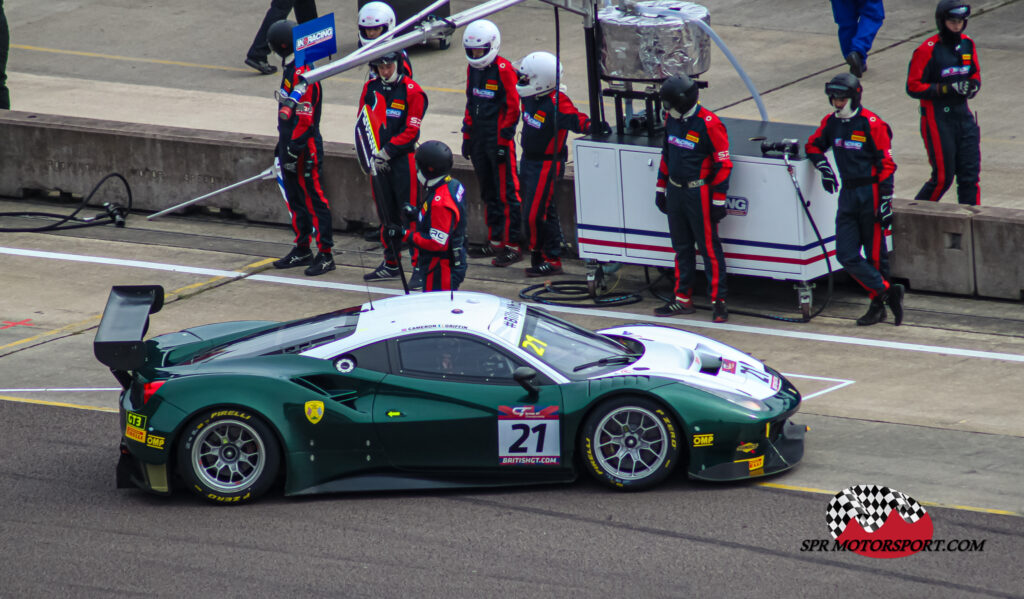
[689,419,807,481]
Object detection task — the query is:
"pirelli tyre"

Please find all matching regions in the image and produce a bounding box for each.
[579,396,680,490]
[177,409,281,505]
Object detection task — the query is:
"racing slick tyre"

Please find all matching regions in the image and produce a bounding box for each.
[177,409,281,505]
[579,396,680,491]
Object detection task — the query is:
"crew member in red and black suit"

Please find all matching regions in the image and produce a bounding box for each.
[515,51,601,277]
[269,20,336,277]
[906,0,981,205]
[403,141,468,292]
[653,75,732,323]
[358,51,428,281]
[461,19,524,267]
[807,73,904,326]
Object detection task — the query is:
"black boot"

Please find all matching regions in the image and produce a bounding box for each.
[885,283,905,326]
[856,297,887,326]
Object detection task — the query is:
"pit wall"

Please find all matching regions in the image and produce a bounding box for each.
[1,111,1019,300]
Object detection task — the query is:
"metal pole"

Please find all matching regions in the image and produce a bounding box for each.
[147,167,275,220]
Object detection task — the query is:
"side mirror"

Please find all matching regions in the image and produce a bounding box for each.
[513,366,539,396]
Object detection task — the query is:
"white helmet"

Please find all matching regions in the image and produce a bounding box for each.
[462,19,500,69]
[516,51,563,97]
[358,2,396,46]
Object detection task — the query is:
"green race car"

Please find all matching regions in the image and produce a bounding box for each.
[94,286,806,504]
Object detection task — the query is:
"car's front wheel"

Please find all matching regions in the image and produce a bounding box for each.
[579,397,680,490]
[177,409,280,505]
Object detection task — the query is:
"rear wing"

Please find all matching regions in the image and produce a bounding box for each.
[94,285,165,371]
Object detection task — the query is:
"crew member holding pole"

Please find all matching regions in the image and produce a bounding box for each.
[359,51,428,281]
[653,75,731,323]
[269,19,336,276]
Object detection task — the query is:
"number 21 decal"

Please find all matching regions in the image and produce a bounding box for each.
[497,405,560,465]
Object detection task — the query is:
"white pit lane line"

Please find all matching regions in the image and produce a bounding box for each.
[4,246,1024,364]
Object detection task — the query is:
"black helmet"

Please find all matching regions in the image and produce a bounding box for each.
[268,20,296,57]
[369,51,401,68]
[936,0,970,43]
[415,141,453,180]
[660,75,699,116]
[825,72,862,110]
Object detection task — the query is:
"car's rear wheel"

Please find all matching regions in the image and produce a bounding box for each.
[579,396,680,490]
[177,409,280,505]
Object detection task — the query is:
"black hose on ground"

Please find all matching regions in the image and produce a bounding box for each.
[0,173,133,232]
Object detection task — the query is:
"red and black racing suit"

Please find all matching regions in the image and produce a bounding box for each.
[806,107,897,299]
[359,73,428,267]
[519,90,591,266]
[656,105,732,304]
[407,176,468,291]
[462,56,522,249]
[277,59,332,253]
[906,32,981,205]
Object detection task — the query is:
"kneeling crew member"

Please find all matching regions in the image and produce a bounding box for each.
[269,19,335,277]
[358,51,428,281]
[654,75,731,323]
[403,141,468,292]
[807,73,904,326]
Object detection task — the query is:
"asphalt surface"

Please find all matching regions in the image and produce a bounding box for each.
[2,205,1023,596]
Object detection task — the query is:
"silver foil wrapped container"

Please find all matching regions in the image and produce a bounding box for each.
[598,0,711,81]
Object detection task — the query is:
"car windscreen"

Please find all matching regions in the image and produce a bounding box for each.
[184,309,360,364]
[520,307,634,380]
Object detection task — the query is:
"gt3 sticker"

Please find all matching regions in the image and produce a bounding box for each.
[126,411,147,443]
[498,405,560,465]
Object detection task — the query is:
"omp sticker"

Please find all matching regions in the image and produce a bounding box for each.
[146,434,165,450]
[126,425,146,443]
[498,405,560,465]
[693,433,714,447]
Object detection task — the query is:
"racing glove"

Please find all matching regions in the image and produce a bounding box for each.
[966,79,980,99]
[373,148,391,173]
[655,190,667,214]
[461,139,471,160]
[384,224,404,241]
[710,196,727,223]
[951,80,973,96]
[496,145,509,161]
[400,202,418,225]
[595,121,613,136]
[816,162,838,194]
[877,195,893,228]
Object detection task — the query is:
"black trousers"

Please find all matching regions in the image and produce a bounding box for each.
[665,184,728,303]
[469,142,522,246]
[247,0,319,61]
[278,143,333,252]
[1,0,9,109]
[520,158,565,260]
[915,104,980,205]
[372,152,417,266]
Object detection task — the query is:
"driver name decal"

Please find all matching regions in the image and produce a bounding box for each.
[498,405,561,465]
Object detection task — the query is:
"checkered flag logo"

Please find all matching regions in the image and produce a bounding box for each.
[826,485,928,539]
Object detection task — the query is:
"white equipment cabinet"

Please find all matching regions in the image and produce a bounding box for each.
[573,118,842,313]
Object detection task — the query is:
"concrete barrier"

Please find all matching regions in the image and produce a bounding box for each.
[0,111,576,244]
[971,206,1024,300]
[889,199,976,295]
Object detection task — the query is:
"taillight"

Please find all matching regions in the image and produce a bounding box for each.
[143,380,166,405]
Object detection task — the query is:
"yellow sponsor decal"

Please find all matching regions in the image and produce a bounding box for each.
[305,400,324,424]
[146,434,166,450]
[485,83,499,91]
[520,334,547,356]
[211,410,250,419]
[850,134,866,142]
[125,424,146,443]
[737,442,758,454]
[735,455,765,471]
[391,100,405,110]
[126,411,147,429]
[962,54,971,60]
[693,433,714,447]
[685,133,700,142]
[535,113,545,123]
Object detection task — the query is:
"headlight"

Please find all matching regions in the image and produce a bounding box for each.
[699,385,768,414]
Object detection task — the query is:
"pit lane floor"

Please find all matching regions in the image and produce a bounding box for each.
[1,206,1022,596]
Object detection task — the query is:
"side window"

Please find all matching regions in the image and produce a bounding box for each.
[398,335,521,383]
[332,340,390,373]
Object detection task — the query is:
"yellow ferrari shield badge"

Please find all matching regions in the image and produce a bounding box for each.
[305,400,325,424]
